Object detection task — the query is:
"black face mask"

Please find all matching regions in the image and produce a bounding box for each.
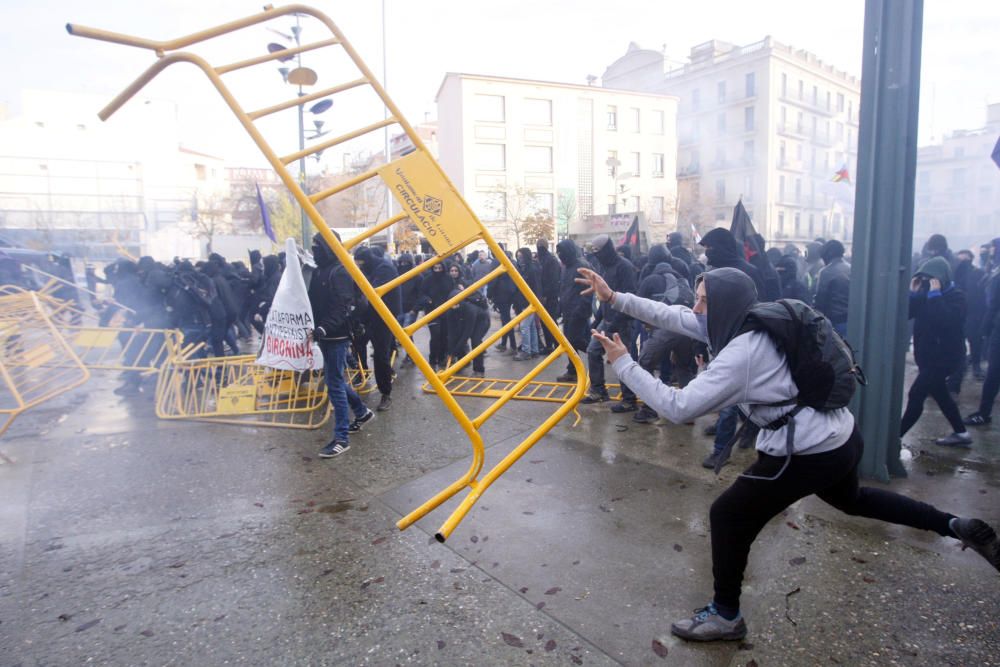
[705,246,724,267]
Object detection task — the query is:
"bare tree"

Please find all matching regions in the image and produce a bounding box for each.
[556,192,577,239]
[521,213,555,245]
[490,183,544,249]
[181,190,233,255]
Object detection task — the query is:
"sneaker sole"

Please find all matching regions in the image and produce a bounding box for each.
[318,445,350,458]
[670,624,747,642]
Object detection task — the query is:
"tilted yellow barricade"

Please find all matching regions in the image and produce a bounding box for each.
[68,4,587,541]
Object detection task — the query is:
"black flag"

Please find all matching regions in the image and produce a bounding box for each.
[619,215,640,251]
[730,200,762,261]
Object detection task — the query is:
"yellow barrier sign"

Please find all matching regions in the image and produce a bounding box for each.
[378,151,479,256]
[218,384,257,414]
[73,329,119,348]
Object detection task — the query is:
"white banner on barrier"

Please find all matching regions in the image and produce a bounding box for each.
[256,238,323,372]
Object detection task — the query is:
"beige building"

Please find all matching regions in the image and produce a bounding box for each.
[603,38,860,246]
[435,73,679,249]
[914,103,1000,252]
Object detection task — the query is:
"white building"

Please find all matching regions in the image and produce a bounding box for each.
[914,103,1000,252]
[435,73,679,249]
[603,39,861,246]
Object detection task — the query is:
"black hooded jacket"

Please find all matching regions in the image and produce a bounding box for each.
[639,244,672,284]
[535,242,561,304]
[593,235,636,332]
[556,239,592,322]
[308,234,355,340]
[395,252,420,313]
[954,257,986,332]
[417,263,455,313]
[699,228,767,300]
[700,267,759,355]
[355,246,402,317]
[814,243,850,325]
[512,248,540,311]
[774,256,812,305]
[909,258,966,371]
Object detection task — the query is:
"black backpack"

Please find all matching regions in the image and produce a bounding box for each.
[740,299,865,411]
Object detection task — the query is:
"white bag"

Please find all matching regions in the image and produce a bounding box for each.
[256,237,324,371]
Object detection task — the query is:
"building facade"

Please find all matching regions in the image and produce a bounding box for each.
[914,103,1000,252]
[603,38,860,246]
[436,73,679,249]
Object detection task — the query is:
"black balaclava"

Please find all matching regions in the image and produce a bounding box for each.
[697,267,758,354]
[311,231,340,269]
[775,255,799,290]
[699,227,742,268]
[536,238,551,259]
[593,234,618,269]
[647,244,671,267]
[556,239,579,266]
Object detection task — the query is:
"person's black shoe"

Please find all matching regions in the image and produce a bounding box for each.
[580,390,609,404]
[633,405,659,423]
[319,440,350,458]
[610,400,638,413]
[555,372,576,383]
[964,412,991,426]
[950,517,1000,572]
[348,409,375,432]
[703,423,718,436]
[702,452,729,469]
[377,395,392,412]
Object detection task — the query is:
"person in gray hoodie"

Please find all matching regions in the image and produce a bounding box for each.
[577,265,1000,642]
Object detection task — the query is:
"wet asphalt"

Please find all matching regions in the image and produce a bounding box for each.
[1,334,999,666]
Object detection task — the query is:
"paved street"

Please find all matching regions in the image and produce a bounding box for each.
[2,344,999,666]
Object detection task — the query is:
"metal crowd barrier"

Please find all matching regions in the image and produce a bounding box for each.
[422,376,626,404]
[155,353,330,429]
[0,292,91,440]
[68,3,587,541]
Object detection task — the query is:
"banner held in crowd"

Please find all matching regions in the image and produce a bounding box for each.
[257,237,323,372]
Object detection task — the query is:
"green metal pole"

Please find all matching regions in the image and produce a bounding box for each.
[849,0,924,481]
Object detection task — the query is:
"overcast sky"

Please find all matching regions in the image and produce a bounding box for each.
[1,0,997,168]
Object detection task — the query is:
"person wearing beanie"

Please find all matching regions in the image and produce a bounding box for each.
[902,257,971,446]
[814,240,850,336]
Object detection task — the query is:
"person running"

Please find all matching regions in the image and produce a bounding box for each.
[577,265,1000,642]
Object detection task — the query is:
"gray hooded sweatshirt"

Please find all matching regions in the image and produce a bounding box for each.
[609,268,854,456]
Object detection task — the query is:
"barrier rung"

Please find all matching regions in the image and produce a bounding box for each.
[281,117,397,165]
[401,265,506,333]
[246,77,368,120]
[437,306,533,381]
[343,212,408,250]
[309,165,381,203]
[216,38,341,75]
[374,235,482,295]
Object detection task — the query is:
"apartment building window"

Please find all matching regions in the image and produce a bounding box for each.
[795,178,802,202]
[778,211,785,233]
[607,105,618,130]
[779,140,786,165]
[781,106,787,130]
[714,146,726,167]
[824,120,831,141]
[745,72,756,97]
[692,88,700,111]
[797,111,804,133]
[847,129,853,149]
[798,80,804,100]
[476,191,506,220]
[836,122,845,140]
[826,91,832,111]
[847,100,853,120]
[607,149,618,175]
[796,143,803,161]
[808,214,815,238]
[524,145,552,173]
[954,147,965,158]
[715,178,726,202]
[530,192,554,216]
[652,196,665,223]
[717,81,726,104]
[811,116,817,138]
[630,151,641,176]
[744,106,755,131]
[837,93,845,112]
[717,112,726,133]
[629,195,641,212]
[652,109,665,134]
[781,73,787,97]
[629,107,641,133]
[779,175,786,200]
[652,153,665,177]
[952,168,967,188]
[476,143,506,170]
[794,212,802,234]
[812,85,818,105]
[608,195,617,215]
[743,140,754,165]
[523,98,552,125]
[476,94,505,122]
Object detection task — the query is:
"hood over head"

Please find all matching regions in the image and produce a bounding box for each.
[311,231,340,268]
[536,238,551,258]
[647,243,672,267]
[915,256,952,284]
[820,239,846,264]
[617,244,634,262]
[592,234,618,267]
[515,247,533,267]
[696,267,758,353]
[666,232,684,249]
[924,233,949,256]
[668,257,691,281]
[805,241,824,263]
[765,247,784,265]
[699,227,743,267]
[774,255,799,287]
[556,238,579,265]
[354,246,377,274]
[396,252,414,270]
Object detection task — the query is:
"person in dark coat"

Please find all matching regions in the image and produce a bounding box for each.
[488,252,519,353]
[535,239,562,352]
[252,255,282,334]
[813,240,851,337]
[414,261,454,369]
[901,257,970,446]
[748,233,782,302]
[949,249,986,388]
[555,239,592,382]
[965,238,1000,426]
[203,258,239,355]
[512,247,541,360]
[774,255,812,305]
[804,241,824,298]
[581,234,638,410]
[445,282,490,376]
[309,232,373,457]
[355,246,400,411]
[699,228,766,299]
[639,244,672,284]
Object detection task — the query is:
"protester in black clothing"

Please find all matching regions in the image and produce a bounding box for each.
[581,234,638,410]
[774,255,811,305]
[355,246,400,411]
[414,262,454,370]
[814,240,851,337]
[804,241,824,298]
[512,247,541,360]
[749,233,782,302]
[699,228,766,298]
[965,238,1000,426]
[950,249,987,386]
[488,251,519,353]
[445,282,490,376]
[900,257,971,446]
[535,239,562,352]
[252,255,282,333]
[555,239,592,382]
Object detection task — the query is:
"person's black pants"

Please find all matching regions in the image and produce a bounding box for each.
[496,301,517,349]
[978,329,1000,417]
[586,321,636,402]
[540,297,560,350]
[901,365,966,435]
[561,314,590,376]
[428,320,449,367]
[709,427,954,610]
[369,317,395,396]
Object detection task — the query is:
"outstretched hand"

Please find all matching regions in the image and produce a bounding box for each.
[575,267,614,302]
[591,328,628,363]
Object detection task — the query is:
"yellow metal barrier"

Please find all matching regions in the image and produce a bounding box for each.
[423,376,627,404]
[155,353,330,429]
[69,4,587,541]
[0,293,91,439]
[58,325,184,375]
